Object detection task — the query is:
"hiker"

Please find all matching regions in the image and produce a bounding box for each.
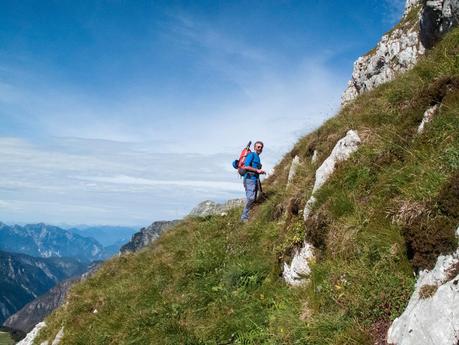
[240,141,266,222]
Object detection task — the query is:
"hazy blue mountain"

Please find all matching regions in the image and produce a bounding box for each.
[68,225,138,248]
[0,222,105,262]
[0,250,88,324]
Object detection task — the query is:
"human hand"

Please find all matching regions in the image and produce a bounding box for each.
[257,169,266,175]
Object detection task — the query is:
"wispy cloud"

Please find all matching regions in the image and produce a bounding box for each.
[0,137,243,225]
[0,9,348,225]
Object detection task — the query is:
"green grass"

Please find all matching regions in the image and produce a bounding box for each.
[0,332,14,345]
[36,28,459,345]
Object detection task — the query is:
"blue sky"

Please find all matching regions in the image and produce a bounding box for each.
[0,0,406,226]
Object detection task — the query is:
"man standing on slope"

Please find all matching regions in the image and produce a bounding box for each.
[241,141,266,222]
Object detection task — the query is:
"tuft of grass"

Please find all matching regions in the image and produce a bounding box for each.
[419,284,438,299]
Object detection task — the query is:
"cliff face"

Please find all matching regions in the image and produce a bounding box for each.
[120,221,180,253]
[2,278,77,334]
[0,251,87,324]
[3,261,101,335]
[342,0,459,104]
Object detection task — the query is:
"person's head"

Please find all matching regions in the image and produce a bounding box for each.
[254,141,264,154]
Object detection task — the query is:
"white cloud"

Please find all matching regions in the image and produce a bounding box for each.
[0,12,348,225]
[72,175,242,192]
[0,137,244,225]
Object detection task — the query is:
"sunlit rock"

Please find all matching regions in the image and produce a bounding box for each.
[387,228,459,345]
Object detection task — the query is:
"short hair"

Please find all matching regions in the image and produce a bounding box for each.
[254,141,264,148]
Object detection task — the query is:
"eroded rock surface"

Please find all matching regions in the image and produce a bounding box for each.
[341,21,424,104]
[282,242,315,286]
[120,220,180,253]
[342,0,459,105]
[189,199,244,217]
[311,150,319,164]
[284,131,361,286]
[417,104,439,133]
[387,227,459,345]
[311,130,361,194]
[420,0,459,48]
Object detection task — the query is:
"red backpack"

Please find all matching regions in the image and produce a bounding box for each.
[232,141,252,176]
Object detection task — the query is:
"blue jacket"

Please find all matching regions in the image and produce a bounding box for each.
[244,152,262,180]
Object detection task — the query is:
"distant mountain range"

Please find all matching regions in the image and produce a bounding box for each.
[0,222,105,262]
[0,250,88,324]
[67,225,138,247]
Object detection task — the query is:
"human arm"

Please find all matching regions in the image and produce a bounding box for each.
[242,153,266,174]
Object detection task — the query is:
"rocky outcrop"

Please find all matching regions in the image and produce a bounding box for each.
[311,150,319,164]
[310,130,361,196]
[282,242,315,286]
[405,0,421,15]
[420,0,459,48]
[189,199,245,217]
[303,130,361,221]
[387,227,459,345]
[16,323,63,345]
[283,130,361,286]
[342,0,459,105]
[120,220,180,253]
[341,11,424,104]
[417,104,440,133]
[287,155,301,187]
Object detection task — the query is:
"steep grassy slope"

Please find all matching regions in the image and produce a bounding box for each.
[36,28,459,345]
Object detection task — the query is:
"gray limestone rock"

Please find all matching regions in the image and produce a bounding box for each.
[284,131,361,286]
[282,242,315,286]
[342,0,458,105]
[120,220,180,253]
[417,104,440,133]
[387,227,459,345]
[189,199,244,217]
[421,0,459,48]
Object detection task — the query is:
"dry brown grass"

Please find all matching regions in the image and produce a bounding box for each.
[326,222,360,260]
[388,199,430,226]
[418,284,438,299]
